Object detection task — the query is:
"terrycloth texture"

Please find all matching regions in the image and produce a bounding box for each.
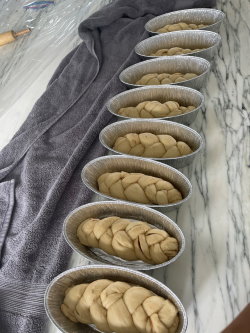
[0,0,216,332]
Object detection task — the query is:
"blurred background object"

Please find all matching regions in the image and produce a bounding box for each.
[221,304,250,333]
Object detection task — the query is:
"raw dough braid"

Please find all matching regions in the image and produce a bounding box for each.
[118,100,195,118]
[61,279,179,333]
[135,72,198,85]
[77,216,179,264]
[151,46,205,56]
[113,132,193,158]
[97,171,183,205]
[156,22,208,33]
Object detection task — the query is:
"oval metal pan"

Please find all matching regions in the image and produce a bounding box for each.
[145,8,225,35]
[135,30,221,61]
[99,119,203,168]
[106,85,204,125]
[119,56,210,90]
[45,265,188,333]
[63,201,185,270]
[81,155,192,212]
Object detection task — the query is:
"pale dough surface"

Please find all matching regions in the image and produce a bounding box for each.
[98,171,183,205]
[113,132,193,158]
[135,73,198,85]
[61,279,179,333]
[77,216,179,264]
[118,100,195,118]
[156,22,208,33]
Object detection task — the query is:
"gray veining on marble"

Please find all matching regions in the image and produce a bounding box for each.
[0,0,249,333]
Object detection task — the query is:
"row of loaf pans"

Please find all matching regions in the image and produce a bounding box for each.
[118,8,224,90]
[64,118,200,265]
[59,152,196,266]
[115,10,224,102]
[45,8,225,333]
[45,155,192,333]
[101,10,224,125]
[141,8,224,61]
[106,52,214,125]
[64,154,193,267]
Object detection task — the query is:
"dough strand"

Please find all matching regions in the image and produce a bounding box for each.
[118,100,195,118]
[61,279,180,333]
[113,132,193,158]
[98,171,183,205]
[135,73,198,85]
[156,22,208,33]
[150,46,206,56]
[77,216,179,264]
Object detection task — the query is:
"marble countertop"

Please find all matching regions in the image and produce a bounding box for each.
[0,1,249,333]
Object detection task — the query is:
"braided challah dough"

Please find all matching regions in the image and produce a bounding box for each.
[97,171,183,205]
[77,216,178,264]
[113,133,193,158]
[150,47,205,56]
[118,100,195,118]
[61,279,179,333]
[135,73,198,85]
[156,22,208,33]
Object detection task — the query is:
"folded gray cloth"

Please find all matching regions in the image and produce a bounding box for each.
[0,0,215,332]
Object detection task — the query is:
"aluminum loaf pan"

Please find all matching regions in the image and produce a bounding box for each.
[119,56,210,90]
[63,201,185,270]
[81,155,192,212]
[99,119,203,168]
[45,265,188,333]
[145,8,225,35]
[106,85,204,125]
[135,30,221,61]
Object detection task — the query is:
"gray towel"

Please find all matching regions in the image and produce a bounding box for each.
[0,0,215,332]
